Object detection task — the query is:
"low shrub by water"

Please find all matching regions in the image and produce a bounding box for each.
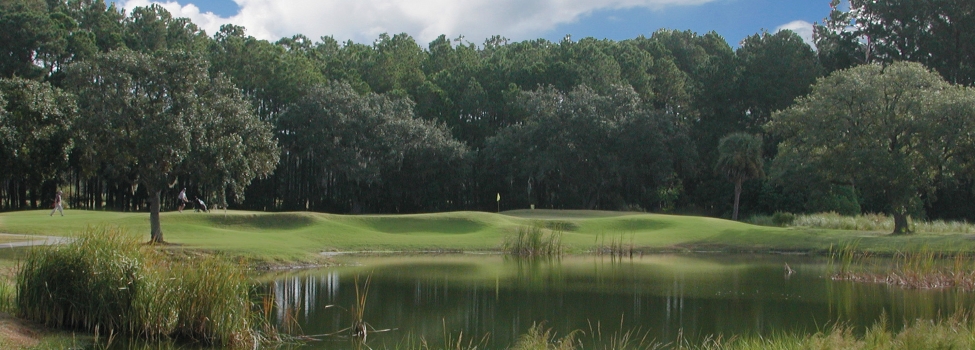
[16,226,264,348]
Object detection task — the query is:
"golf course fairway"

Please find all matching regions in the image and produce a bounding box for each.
[1,209,973,262]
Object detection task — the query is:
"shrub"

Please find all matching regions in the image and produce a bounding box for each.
[17,226,143,333]
[771,212,795,226]
[744,214,774,226]
[17,226,262,348]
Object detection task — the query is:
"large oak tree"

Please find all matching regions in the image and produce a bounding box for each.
[67,48,278,242]
[768,61,975,234]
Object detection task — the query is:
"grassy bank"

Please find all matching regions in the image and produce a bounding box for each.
[3,209,975,264]
[502,315,975,350]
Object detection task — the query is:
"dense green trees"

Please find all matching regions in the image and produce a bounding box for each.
[484,85,688,211]
[816,0,975,85]
[3,0,973,229]
[0,78,76,209]
[276,80,466,213]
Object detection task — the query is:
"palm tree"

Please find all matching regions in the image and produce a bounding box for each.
[715,133,765,220]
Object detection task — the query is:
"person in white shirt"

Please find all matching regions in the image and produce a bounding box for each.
[50,190,63,216]
[177,188,189,213]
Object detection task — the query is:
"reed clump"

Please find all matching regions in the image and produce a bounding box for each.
[827,244,975,290]
[595,234,636,259]
[17,226,266,348]
[503,223,564,257]
[508,321,661,350]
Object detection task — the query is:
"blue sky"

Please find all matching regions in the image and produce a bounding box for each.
[554,0,830,46]
[119,0,834,48]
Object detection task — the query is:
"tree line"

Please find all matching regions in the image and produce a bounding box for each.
[2,0,975,232]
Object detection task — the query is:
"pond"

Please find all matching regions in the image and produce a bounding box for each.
[265,254,975,349]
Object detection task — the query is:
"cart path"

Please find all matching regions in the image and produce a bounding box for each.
[0,234,72,248]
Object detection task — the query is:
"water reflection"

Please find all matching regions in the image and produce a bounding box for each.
[271,272,340,323]
[266,254,975,349]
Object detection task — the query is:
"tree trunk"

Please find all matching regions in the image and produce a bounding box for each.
[149,189,164,243]
[732,180,742,221]
[95,178,103,210]
[18,181,27,209]
[892,211,912,235]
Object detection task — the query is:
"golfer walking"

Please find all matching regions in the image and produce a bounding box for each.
[50,190,63,216]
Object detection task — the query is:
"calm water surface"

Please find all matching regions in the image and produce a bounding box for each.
[266,254,975,349]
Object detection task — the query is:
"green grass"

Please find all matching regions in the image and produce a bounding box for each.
[4,209,975,264]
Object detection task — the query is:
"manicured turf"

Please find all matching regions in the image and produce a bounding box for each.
[2,208,974,261]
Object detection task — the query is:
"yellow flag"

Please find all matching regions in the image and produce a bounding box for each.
[496,193,500,202]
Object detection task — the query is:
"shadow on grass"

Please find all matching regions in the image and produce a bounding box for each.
[604,217,673,232]
[362,217,487,234]
[208,213,316,230]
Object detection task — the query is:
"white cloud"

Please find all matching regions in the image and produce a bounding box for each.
[119,0,716,45]
[775,20,815,48]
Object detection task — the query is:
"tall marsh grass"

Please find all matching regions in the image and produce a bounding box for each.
[0,279,16,314]
[503,223,564,257]
[702,314,975,350]
[594,234,636,259]
[16,226,266,348]
[748,212,975,234]
[828,243,975,290]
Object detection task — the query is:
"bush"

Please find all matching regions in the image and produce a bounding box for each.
[17,226,143,333]
[772,212,796,226]
[744,214,774,226]
[17,226,262,348]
